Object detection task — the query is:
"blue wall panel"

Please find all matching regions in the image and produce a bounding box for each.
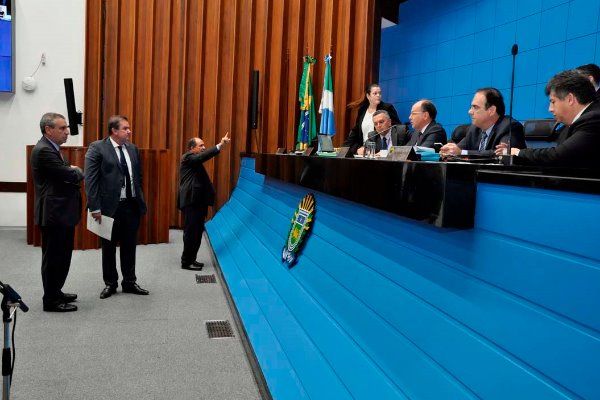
[206,158,600,399]
[380,0,600,138]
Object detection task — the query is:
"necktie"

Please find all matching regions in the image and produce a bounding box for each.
[417,132,422,146]
[117,146,133,198]
[478,131,488,151]
[382,137,388,150]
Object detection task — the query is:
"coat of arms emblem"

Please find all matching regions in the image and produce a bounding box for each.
[282,193,316,266]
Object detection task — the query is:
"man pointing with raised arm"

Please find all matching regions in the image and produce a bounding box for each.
[178,132,231,270]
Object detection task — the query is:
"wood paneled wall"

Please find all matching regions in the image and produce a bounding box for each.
[85,0,379,227]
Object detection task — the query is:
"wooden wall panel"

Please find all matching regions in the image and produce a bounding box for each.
[85,0,379,228]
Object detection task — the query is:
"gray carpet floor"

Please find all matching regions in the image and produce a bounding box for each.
[0,228,262,400]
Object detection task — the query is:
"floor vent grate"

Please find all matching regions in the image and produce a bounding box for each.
[206,320,235,338]
[196,274,216,284]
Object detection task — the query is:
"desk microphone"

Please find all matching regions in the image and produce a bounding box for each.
[503,43,518,166]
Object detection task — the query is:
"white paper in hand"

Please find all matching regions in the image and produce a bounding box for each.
[86,211,114,240]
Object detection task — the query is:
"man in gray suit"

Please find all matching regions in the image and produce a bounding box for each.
[85,115,149,299]
[357,110,408,156]
[31,112,83,312]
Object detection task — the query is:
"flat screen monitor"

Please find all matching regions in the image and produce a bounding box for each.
[0,0,14,93]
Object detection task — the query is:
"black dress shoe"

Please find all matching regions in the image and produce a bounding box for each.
[43,302,78,312]
[192,261,205,268]
[61,293,78,302]
[122,283,149,295]
[182,263,203,271]
[99,286,117,299]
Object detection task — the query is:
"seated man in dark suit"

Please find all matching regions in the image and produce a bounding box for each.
[357,110,408,156]
[440,88,525,157]
[405,99,447,147]
[497,69,600,168]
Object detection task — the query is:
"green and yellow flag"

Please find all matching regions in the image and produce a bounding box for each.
[297,56,317,150]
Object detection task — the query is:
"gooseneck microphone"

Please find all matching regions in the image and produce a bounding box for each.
[503,44,518,165]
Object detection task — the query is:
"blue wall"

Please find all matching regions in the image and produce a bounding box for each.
[207,158,600,399]
[380,0,600,136]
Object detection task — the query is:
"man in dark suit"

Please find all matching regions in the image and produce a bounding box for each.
[31,113,83,312]
[84,115,149,299]
[497,69,600,168]
[440,88,525,158]
[359,110,409,156]
[178,132,231,270]
[406,100,447,147]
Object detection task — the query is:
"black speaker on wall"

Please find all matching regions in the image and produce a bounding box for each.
[250,70,259,129]
[64,78,82,136]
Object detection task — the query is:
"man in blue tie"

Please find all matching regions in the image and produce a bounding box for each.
[85,115,149,299]
[357,110,408,156]
[440,88,525,157]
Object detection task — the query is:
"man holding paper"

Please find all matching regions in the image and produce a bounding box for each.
[31,113,83,312]
[84,115,149,299]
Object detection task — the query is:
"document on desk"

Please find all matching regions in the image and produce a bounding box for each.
[86,211,114,240]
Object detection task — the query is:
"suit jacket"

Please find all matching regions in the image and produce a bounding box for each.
[458,116,526,157]
[517,101,600,168]
[365,125,409,153]
[406,121,448,147]
[84,138,147,217]
[30,136,83,226]
[343,101,401,154]
[177,146,220,209]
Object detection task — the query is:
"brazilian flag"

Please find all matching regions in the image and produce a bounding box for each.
[297,56,317,150]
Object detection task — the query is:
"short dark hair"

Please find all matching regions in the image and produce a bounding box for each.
[475,88,505,116]
[419,99,437,120]
[187,138,198,150]
[576,63,600,86]
[373,110,390,120]
[39,112,65,135]
[107,115,129,135]
[545,69,595,104]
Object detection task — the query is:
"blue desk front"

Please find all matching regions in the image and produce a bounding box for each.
[206,156,600,400]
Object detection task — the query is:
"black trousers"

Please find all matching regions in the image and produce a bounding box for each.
[101,199,140,287]
[181,204,208,266]
[41,225,75,306]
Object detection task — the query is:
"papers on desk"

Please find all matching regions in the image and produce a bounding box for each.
[413,146,435,153]
[86,211,114,240]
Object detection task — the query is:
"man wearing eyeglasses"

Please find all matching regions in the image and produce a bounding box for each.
[440,88,525,157]
[406,100,447,148]
[31,113,84,312]
[85,115,149,299]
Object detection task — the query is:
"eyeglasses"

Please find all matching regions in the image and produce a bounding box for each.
[410,111,425,115]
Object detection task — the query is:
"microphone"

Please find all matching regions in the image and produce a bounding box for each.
[503,43,518,166]
[362,131,379,147]
[0,281,29,312]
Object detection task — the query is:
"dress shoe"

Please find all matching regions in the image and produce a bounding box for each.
[43,302,78,312]
[193,261,205,269]
[61,292,78,302]
[99,286,117,299]
[122,283,149,295]
[182,262,203,271]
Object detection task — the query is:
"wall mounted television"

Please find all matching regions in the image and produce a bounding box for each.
[0,0,14,93]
